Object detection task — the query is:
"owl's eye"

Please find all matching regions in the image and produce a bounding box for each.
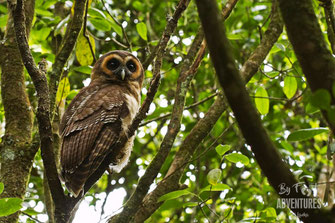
[126,61,137,72]
[107,58,120,70]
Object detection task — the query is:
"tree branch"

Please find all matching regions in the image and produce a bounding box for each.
[279,0,335,134]
[115,30,205,223]
[133,93,227,222]
[49,0,87,115]
[196,0,335,222]
[241,2,283,82]
[142,0,191,69]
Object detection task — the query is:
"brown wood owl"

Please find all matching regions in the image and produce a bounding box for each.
[59,50,144,197]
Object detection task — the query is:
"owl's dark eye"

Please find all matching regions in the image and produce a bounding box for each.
[126,61,137,72]
[107,58,120,70]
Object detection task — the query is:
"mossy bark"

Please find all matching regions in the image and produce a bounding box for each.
[0,1,35,222]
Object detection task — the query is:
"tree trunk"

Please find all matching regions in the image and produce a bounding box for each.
[0,1,36,222]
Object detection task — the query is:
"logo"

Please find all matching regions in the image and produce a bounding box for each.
[276,183,323,216]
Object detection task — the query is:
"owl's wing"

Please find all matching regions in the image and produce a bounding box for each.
[60,84,128,196]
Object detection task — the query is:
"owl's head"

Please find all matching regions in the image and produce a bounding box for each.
[91,50,144,86]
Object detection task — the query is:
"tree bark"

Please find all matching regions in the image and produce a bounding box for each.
[279,0,335,133]
[196,0,335,221]
[0,1,35,223]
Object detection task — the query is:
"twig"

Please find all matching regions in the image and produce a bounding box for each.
[139,92,218,127]
[83,0,96,63]
[91,34,128,48]
[101,0,132,50]
[21,212,43,223]
[241,1,283,82]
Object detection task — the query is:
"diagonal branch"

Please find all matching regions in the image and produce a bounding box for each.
[196,0,335,222]
[132,2,283,221]
[49,0,88,115]
[107,2,192,222]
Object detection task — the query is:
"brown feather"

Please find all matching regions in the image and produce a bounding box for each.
[59,50,144,197]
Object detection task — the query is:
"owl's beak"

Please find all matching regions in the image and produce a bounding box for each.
[120,69,126,80]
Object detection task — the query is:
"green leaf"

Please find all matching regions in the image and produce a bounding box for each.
[76,32,95,66]
[88,8,106,19]
[275,43,285,52]
[283,76,297,99]
[132,1,145,11]
[225,153,250,165]
[89,18,112,31]
[67,90,80,101]
[73,66,92,74]
[182,202,198,208]
[215,144,231,156]
[327,107,335,125]
[109,21,123,37]
[0,15,8,29]
[310,89,331,110]
[42,0,58,9]
[261,207,277,219]
[280,141,294,152]
[54,15,70,36]
[0,198,22,217]
[56,77,70,103]
[305,102,319,114]
[158,189,191,202]
[207,169,222,185]
[227,33,243,40]
[255,87,269,115]
[0,182,3,195]
[265,71,279,78]
[136,22,148,41]
[200,183,231,194]
[287,128,329,141]
[0,5,8,13]
[35,8,53,17]
[36,27,51,41]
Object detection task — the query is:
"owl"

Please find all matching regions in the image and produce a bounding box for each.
[59,50,144,197]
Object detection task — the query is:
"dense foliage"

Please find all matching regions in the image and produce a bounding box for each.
[0,0,334,222]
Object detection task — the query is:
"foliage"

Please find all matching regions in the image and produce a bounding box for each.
[0,183,22,217]
[0,0,334,222]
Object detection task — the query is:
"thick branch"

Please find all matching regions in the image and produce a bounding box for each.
[196,0,335,221]
[0,2,34,223]
[132,2,283,220]
[279,0,335,133]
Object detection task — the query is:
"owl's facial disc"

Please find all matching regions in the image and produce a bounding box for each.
[97,52,142,83]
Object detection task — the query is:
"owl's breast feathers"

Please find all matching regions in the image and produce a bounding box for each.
[59,81,140,197]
